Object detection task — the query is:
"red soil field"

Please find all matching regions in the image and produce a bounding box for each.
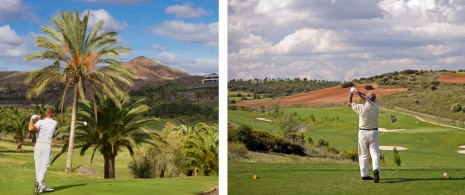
[436,73,465,84]
[236,83,407,107]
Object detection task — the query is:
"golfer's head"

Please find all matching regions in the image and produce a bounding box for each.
[45,107,55,117]
[366,91,376,102]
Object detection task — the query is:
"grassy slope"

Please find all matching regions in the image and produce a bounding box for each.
[0,138,217,195]
[229,107,465,167]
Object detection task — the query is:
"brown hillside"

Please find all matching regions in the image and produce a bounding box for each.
[123,56,190,81]
[436,73,465,84]
[236,83,407,107]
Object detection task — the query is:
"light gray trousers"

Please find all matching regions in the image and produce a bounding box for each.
[358,130,380,177]
[34,142,51,188]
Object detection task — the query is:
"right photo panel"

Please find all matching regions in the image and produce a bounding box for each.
[228,0,465,194]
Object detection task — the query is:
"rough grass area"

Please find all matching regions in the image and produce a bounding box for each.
[229,162,465,195]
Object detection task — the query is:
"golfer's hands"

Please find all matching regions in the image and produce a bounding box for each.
[31,114,41,120]
[349,87,358,94]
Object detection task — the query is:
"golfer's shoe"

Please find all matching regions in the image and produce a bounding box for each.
[39,186,54,193]
[361,176,373,180]
[33,182,39,195]
[374,169,380,183]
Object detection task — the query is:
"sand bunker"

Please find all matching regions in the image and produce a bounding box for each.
[457,150,465,154]
[378,128,404,132]
[379,146,408,151]
[459,145,465,149]
[256,118,272,122]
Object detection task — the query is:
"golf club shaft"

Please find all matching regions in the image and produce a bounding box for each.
[357,92,379,108]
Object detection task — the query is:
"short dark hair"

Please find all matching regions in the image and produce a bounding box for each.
[367,92,376,102]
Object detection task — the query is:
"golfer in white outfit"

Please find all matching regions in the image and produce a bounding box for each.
[28,107,57,193]
[347,87,380,183]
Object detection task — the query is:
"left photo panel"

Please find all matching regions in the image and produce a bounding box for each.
[0,0,219,194]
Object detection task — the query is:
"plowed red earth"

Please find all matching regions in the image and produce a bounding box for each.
[236,83,407,107]
[436,73,465,84]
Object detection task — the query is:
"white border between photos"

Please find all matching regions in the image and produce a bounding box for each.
[218,0,227,194]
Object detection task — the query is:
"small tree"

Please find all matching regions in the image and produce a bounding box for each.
[393,147,402,166]
[276,113,299,138]
[451,103,462,112]
[364,84,374,90]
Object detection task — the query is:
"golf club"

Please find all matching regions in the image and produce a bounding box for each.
[355,90,397,123]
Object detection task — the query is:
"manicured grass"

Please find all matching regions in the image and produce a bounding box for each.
[229,106,465,167]
[0,138,218,194]
[229,162,465,195]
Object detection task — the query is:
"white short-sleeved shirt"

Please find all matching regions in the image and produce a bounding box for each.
[35,118,57,143]
[351,102,379,129]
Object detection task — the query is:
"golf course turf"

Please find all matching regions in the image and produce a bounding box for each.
[228,106,465,194]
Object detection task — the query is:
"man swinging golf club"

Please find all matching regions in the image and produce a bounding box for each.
[347,87,380,183]
[29,107,57,194]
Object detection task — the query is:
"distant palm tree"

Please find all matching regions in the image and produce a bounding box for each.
[52,95,161,178]
[24,10,133,172]
[177,123,218,176]
[2,107,30,152]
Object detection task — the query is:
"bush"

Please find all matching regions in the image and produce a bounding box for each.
[345,150,358,162]
[228,142,249,161]
[317,139,329,147]
[251,130,305,155]
[340,82,354,88]
[327,147,339,154]
[364,84,374,90]
[393,147,402,166]
[451,103,462,112]
[128,153,153,178]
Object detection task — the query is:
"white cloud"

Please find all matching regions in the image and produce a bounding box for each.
[150,20,218,46]
[229,0,465,80]
[151,43,167,51]
[153,52,218,75]
[0,25,31,58]
[86,9,128,31]
[0,0,37,21]
[165,3,208,18]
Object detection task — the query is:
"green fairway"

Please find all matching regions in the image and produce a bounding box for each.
[229,106,465,166]
[0,139,218,195]
[229,162,465,195]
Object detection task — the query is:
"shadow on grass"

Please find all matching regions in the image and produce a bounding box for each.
[383,177,465,183]
[0,149,34,153]
[53,184,87,192]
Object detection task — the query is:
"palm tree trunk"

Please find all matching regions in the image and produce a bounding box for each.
[65,83,79,172]
[16,140,22,152]
[104,154,116,179]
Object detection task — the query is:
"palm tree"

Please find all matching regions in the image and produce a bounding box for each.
[176,123,218,176]
[24,10,133,172]
[52,95,161,178]
[2,107,30,152]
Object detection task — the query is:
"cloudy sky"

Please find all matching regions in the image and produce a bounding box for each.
[0,0,218,75]
[228,0,465,81]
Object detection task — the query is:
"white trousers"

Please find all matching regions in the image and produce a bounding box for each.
[34,143,51,188]
[358,130,380,177]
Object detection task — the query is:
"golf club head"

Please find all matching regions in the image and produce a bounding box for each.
[390,115,397,123]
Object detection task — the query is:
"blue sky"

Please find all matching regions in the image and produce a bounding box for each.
[0,0,218,75]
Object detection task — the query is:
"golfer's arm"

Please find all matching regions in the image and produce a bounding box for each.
[28,119,37,131]
[357,92,366,102]
[347,93,353,107]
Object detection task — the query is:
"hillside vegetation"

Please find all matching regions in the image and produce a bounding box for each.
[352,70,465,124]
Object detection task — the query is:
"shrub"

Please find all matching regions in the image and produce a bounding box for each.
[345,150,358,162]
[451,103,462,112]
[327,147,339,154]
[393,147,402,166]
[364,84,374,90]
[228,142,249,161]
[251,130,305,155]
[317,139,329,147]
[340,82,354,88]
[307,136,314,145]
[228,124,254,143]
[128,153,153,178]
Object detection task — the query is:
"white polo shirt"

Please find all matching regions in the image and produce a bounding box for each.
[35,118,57,143]
[351,102,379,129]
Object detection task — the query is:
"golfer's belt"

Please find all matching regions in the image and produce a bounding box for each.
[359,128,378,130]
